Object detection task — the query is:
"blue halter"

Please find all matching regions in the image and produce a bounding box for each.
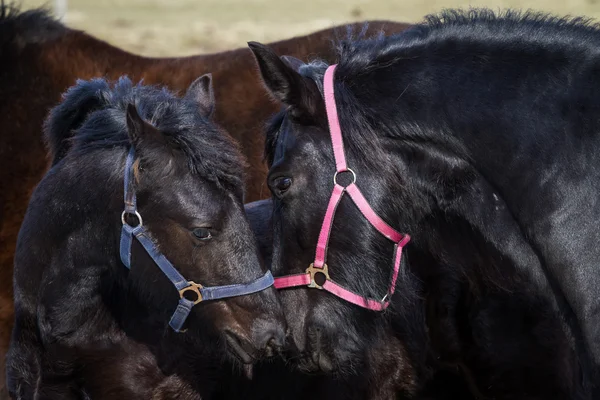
[119,147,274,332]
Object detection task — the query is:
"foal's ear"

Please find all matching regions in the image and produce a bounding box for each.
[126,103,164,146]
[185,74,215,118]
[248,42,322,117]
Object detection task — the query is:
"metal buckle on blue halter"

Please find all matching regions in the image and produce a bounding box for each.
[119,147,274,332]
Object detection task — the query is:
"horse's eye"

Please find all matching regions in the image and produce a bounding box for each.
[192,227,212,241]
[272,177,292,198]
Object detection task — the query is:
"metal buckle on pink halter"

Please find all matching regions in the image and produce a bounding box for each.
[273,64,411,311]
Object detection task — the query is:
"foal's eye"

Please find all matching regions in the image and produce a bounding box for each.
[192,228,212,241]
[271,177,292,198]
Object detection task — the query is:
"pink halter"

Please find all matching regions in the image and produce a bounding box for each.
[273,65,411,311]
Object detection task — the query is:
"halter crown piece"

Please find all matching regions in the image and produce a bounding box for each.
[119,147,274,332]
[273,65,411,311]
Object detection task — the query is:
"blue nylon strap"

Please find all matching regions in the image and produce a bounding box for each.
[122,222,275,297]
[200,270,274,301]
[123,147,137,213]
[133,227,190,291]
[120,224,134,269]
[169,271,274,332]
[169,298,195,332]
[118,146,275,332]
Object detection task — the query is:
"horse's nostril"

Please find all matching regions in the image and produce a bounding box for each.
[271,337,283,351]
[311,350,334,372]
[264,337,282,358]
[266,332,285,355]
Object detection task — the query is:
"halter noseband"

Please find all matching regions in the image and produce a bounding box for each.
[273,65,411,311]
[119,147,274,332]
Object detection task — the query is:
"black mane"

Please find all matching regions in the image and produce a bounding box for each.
[0,3,65,48]
[334,8,600,74]
[46,76,244,190]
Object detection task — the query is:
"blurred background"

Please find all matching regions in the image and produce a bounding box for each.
[18,0,600,56]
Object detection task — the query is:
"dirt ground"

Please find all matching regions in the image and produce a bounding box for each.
[17,0,600,56]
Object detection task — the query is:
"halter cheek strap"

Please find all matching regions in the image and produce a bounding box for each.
[119,147,274,332]
[273,65,411,311]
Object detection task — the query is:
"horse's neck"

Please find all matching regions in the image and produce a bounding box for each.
[446,171,555,296]
[439,116,600,373]
[442,82,600,227]
[410,234,571,398]
[442,68,600,381]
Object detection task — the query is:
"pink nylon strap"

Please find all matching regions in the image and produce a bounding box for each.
[274,273,311,289]
[345,183,404,242]
[274,273,389,310]
[323,280,389,310]
[324,65,348,172]
[272,64,411,311]
[313,184,345,268]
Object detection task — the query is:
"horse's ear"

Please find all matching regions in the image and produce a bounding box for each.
[126,104,174,174]
[248,42,322,117]
[126,104,164,146]
[280,55,306,72]
[185,74,215,119]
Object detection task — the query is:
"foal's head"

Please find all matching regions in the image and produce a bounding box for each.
[44,76,285,362]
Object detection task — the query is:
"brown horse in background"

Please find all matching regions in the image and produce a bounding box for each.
[0,4,410,396]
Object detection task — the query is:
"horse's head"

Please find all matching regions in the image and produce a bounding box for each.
[247,42,431,375]
[248,35,558,373]
[248,28,574,384]
[44,75,285,363]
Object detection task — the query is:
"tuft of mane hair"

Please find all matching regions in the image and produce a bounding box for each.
[0,2,65,50]
[332,8,600,76]
[44,79,111,166]
[45,76,245,191]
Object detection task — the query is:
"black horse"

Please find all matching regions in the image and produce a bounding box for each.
[249,9,599,399]
[6,76,285,399]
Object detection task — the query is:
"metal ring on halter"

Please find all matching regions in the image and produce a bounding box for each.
[333,168,357,187]
[179,282,203,305]
[121,210,143,227]
[306,263,330,290]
